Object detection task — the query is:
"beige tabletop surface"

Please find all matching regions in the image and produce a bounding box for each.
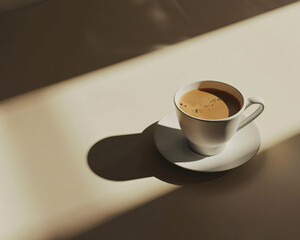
[0,2,300,240]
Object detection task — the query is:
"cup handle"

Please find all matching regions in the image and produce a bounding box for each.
[238,97,265,131]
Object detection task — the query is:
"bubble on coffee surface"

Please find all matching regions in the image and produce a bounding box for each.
[178,88,240,120]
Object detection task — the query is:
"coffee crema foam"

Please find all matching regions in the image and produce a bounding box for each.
[178,88,241,120]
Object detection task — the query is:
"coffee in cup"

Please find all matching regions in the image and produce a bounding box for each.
[178,88,241,120]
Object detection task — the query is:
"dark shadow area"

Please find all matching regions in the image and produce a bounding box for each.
[0,0,44,13]
[64,133,300,239]
[0,0,297,100]
[88,123,226,185]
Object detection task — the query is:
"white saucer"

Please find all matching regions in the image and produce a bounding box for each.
[154,110,261,172]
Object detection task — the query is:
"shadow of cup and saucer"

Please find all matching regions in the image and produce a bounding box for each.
[87,122,227,186]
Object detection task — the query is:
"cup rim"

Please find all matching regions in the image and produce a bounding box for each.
[174,80,246,122]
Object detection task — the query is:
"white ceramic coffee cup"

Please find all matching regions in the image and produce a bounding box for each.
[174,80,264,156]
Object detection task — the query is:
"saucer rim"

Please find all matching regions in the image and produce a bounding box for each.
[154,110,261,172]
